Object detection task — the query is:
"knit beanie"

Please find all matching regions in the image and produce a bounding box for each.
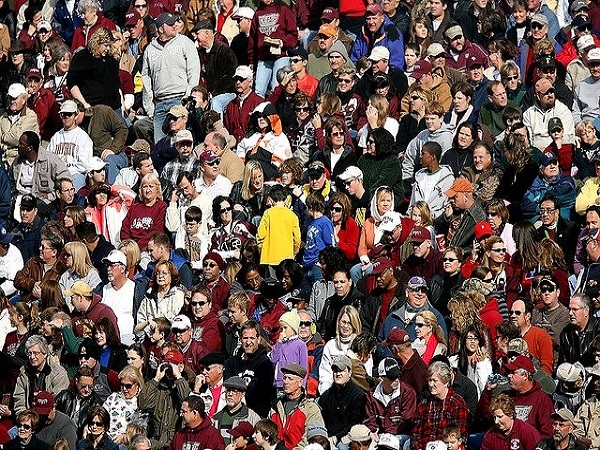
[279,310,301,334]
[203,252,224,271]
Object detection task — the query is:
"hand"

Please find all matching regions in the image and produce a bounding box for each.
[311,113,322,129]
[444,202,454,218]
[0,405,11,416]
[485,379,498,391]
[101,149,115,160]
[155,364,167,382]
[225,444,237,450]
[595,197,600,205]
[361,262,373,273]
[171,191,179,203]
[122,30,131,40]
[32,282,41,298]
[233,204,244,212]
[171,362,182,379]
[292,186,302,197]
[51,317,65,329]
[366,105,379,128]
[281,71,294,87]
[194,374,206,391]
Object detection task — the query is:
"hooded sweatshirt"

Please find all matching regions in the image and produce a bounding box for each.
[71,293,120,339]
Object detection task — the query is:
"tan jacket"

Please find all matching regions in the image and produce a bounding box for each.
[0,106,39,166]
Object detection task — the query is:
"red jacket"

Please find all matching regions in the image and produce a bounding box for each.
[364,381,417,435]
[71,293,121,339]
[224,92,264,143]
[182,339,210,375]
[190,311,225,352]
[259,301,287,344]
[481,418,541,450]
[202,277,231,314]
[248,3,298,65]
[71,14,117,52]
[167,417,225,450]
[28,88,61,141]
[337,217,360,262]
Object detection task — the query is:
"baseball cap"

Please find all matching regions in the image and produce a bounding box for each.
[191,19,213,32]
[281,363,307,379]
[229,421,254,438]
[474,221,493,240]
[171,314,191,331]
[338,166,363,181]
[571,14,591,30]
[288,46,308,60]
[0,227,14,244]
[504,354,535,373]
[412,59,433,80]
[588,47,600,61]
[64,281,92,297]
[26,68,43,80]
[331,355,352,371]
[444,24,463,40]
[78,339,101,360]
[426,42,447,58]
[102,249,127,266]
[20,194,37,210]
[125,139,151,154]
[379,211,401,232]
[378,357,401,379]
[407,276,427,289]
[382,327,410,347]
[174,129,194,144]
[234,65,253,80]
[531,13,548,26]
[318,23,337,38]
[163,349,184,364]
[366,3,383,15]
[169,105,188,118]
[538,56,557,70]
[539,152,558,166]
[321,7,339,20]
[307,160,326,178]
[59,99,78,114]
[577,34,595,52]
[232,6,255,20]
[341,424,371,444]
[507,338,529,355]
[466,56,486,69]
[378,433,400,449]
[86,156,108,173]
[571,0,589,14]
[8,83,26,98]
[548,117,563,133]
[445,178,473,197]
[371,257,393,275]
[200,150,220,164]
[155,12,177,27]
[9,40,29,54]
[369,46,390,62]
[551,408,575,424]
[125,9,142,25]
[33,391,55,415]
[556,362,584,382]
[37,20,52,32]
[410,226,429,244]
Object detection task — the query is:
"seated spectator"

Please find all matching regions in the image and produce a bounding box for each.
[6,410,49,450]
[558,293,600,367]
[146,232,193,289]
[34,391,77,450]
[75,406,118,450]
[59,241,102,309]
[85,182,135,247]
[461,142,500,203]
[412,310,448,365]
[1,84,40,166]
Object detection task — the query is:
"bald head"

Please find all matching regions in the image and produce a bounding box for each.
[535,78,555,109]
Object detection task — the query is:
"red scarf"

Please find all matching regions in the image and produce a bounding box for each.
[422,334,439,366]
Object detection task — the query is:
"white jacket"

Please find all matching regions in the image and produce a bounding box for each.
[523,99,575,149]
[236,131,292,167]
[409,165,455,219]
[0,244,24,296]
[403,124,455,181]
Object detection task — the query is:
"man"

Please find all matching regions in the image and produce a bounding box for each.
[531,274,570,347]
[13,335,69,414]
[382,327,428,395]
[193,352,226,419]
[115,149,174,201]
[442,23,488,74]
[574,48,600,126]
[379,276,447,341]
[213,375,261,442]
[171,314,209,374]
[187,285,224,351]
[66,280,120,339]
[224,65,264,143]
[479,81,520,138]
[224,320,275,417]
[308,7,354,54]
[558,293,600,366]
[465,58,490,111]
[100,249,137,346]
[47,99,93,190]
[230,7,253,66]
[0,227,24,296]
[139,349,191,449]
[142,12,200,142]
[522,57,574,110]
[152,104,191,175]
[364,358,416,448]
[148,230,196,287]
[535,408,587,450]
[122,8,150,59]
[338,166,371,227]
[49,178,85,222]
[409,60,452,112]
[566,34,593,92]
[434,178,486,248]
[318,355,366,447]
[535,195,579,267]
[192,19,237,114]
[356,46,408,101]
[554,362,587,413]
[516,0,560,41]
[0,83,39,166]
[203,131,244,183]
[478,354,554,439]
[316,39,353,96]
[307,24,342,80]
[195,150,233,202]
[25,68,60,142]
[523,78,575,150]
[169,395,225,450]
[34,391,77,450]
[350,3,404,70]
[161,129,201,195]
[76,221,115,284]
[11,194,44,262]
[288,46,318,98]
[270,363,324,449]
[225,292,252,356]
[426,42,465,89]
[522,152,577,222]
[511,298,554,375]
[400,226,443,282]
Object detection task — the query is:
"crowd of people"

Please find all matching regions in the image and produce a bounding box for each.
[2,0,600,448]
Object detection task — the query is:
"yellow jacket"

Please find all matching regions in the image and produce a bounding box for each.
[257,204,301,265]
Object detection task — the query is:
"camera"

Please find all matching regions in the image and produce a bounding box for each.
[488,373,507,384]
[160,363,173,377]
[181,95,197,111]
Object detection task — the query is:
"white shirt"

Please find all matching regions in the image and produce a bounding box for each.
[47,126,93,177]
[102,279,136,345]
[0,244,24,296]
[194,174,232,203]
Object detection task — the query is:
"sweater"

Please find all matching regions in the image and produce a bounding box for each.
[480,418,541,450]
[120,200,167,250]
[270,335,309,388]
[573,75,600,124]
[256,204,301,265]
[247,2,298,65]
[523,325,554,376]
[67,48,121,109]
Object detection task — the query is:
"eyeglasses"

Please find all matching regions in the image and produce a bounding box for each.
[410,96,423,101]
[191,300,208,307]
[344,178,356,186]
[220,206,232,214]
[483,277,494,283]
[443,257,458,262]
[121,382,134,389]
[540,67,556,74]
[173,328,189,335]
[60,112,74,117]
[319,34,332,40]
[27,350,44,357]
[299,320,312,327]
[466,335,478,341]
[331,206,343,213]
[17,424,32,430]
[409,287,427,293]
[415,322,427,328]
[38,29,51,34]
[539,208,556,215]
[504,75,519,81]
[491,248,507,253]
[330,131,344,137]
[487,211,498,217]
[510,310,524,316]
[338,78,353,84]
[540,285,556,293]
[185,221,198,226]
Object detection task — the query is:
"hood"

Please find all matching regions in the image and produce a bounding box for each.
[328,39,350,62]
[250,101,283,136]
[370,186,395,222]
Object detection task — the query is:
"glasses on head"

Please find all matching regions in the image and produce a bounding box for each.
[191,300,208,307]
[299,320,312,327]
[491,247,507,253]
[539,285,556,293]
[510,310,524,316]
[220,206,232,214]
[17,423,32,430]
[331,206,343,213]
[443,257,458,262]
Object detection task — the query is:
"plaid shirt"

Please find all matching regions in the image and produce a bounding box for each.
[161,155,201,187]
[412,389,469,450]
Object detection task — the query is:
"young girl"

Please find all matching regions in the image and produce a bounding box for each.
[269,310,308,391]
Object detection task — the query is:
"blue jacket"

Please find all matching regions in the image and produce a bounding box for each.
[521,174,576,222]
[0,165,13,227]
[145,249,193,289]
[378,302,447,343]
[52,0,83,46]
[303,215,335,267]
[350,16,405,70]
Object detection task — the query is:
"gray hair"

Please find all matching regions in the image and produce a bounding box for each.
[428,361,452,385]
[26,335,49,354]
[129,434,151,450]
[571,293,591,310]
[78,0,101,14]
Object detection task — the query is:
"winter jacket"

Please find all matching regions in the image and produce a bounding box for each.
[521,174,576,222]
[379,302,448,343]
[0,106,39,162]
[13,361,70,414]
[67,49,121,110]
[52,0,82,45]
[224,92,265,143]
[443,39,488,73]
[14,257,67,304]
[481,418,541,450]
[357,154,404,202]
[55,387,103,435]
[199,40,237,96]
[70,14,116,51]
[350,16,405,70]
[410,165,455,219]
[270,393,324,450]
[167,417,225,450]
[364,380,417,436]
[319,288,366,341]
[0,5,16,38]
[270,336,308,388]
[318,381,366,440]
[433,199,487,249]
[558,317,600,367]
[573,396,600,449]
[403,124,454,184]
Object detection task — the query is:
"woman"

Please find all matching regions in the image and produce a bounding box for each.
[276,259,310,307]
[461,142,500,202]
[328,192,359,262]
[312,117,357,184]
[356,94,399,153]
[482,237,511,296]
[444,82,477,130]
[6,410,48,450]
[237,102,291,181]
[76,406,118,450]
[135,261,185,333]
[577,156,600,216]
[17,6,43,50]
[485,199,516,255]
[2,302,34,360]
[413,310,447,365]
[357,128,403,201]
[94,317,127,372]
[470,266,508,323]
[210,196,255,261]
[397,84,431,154]
[336,67,362,136]
[430,247,465,318]
[312,92,346,150]
[59,241,102,310]
[318,305,362,394]
[485,39,521,81]
[71,0,116,51]
[39,281,67,311]
[369,73,401,120]
[441,122,478,177]
[120,173,167,251]
[481,394,541,450]
[63,206,87,242]
[450,324,493,396]
[67,27,120,111]
[307,246,347,323]
[500,61,526,106]
[103,366,147,444]
[538,238,570,306]
[125,344,148,378]
[412,361,469,450]
[286,92,315,164]
[43,43,71,101]
[574,120,600,181]
[507,222,540,308]
[278,158,306,220]
[230,161,268,224]
[408,17,432,55]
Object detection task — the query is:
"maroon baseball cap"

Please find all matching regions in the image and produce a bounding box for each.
[229,421,254,438]
[382,327,410,347]
[33,391,55,415]
[371,257,393,275]
[504,355,535,374]
[410,226,430,244]
[366,3,383,15]
[125,8,142,26]
[26,68,43,79]
[412,59,433,80]
[321,7,339,21]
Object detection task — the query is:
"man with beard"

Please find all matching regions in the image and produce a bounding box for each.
[213,376,261,444]
[224,320,275,417]
[139,349,191,449]
[535,408,587,450]
[442,23,488,74]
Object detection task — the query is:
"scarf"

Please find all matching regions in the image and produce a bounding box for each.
[422,333,439,365]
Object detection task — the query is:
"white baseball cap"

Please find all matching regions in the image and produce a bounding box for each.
[7,83,26,98]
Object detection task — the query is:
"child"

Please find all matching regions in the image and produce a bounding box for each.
[543,117,574,177]
[303,192,336,283]
[145,316,171,374]
[443,425,466,450]
[269,310,309,390]
[404,42,420,85]
[177,206,210,280]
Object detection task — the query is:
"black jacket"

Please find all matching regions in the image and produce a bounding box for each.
[0,4,16,38]
[200,41,237,96]
[558,317,600,367]
[318,381,366,439]
[5,436,49,450]
[535,217,580,268]
[66,49,121,109]
[319,287,366,341]
[90,235,115,285]
[55,388,103,436]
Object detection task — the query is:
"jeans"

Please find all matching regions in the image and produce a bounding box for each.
[72,172,86,191]
[299,29,317,51]
[153,96,183,143]
[255,57,290,98]
[350,262,373,283]
[105,152,129,184]
[303,264,324,284]
[210,93,236,117]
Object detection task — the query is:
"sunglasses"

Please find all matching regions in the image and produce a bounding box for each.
[191,300,208,307]
[79,354,91,359]
[290,57,303,63]
[205,159,221,166]
[331,206,343,213]
[17,424,31,430]
[233,76,247,82]
[540,285,556,293]
[90,421,104,427]
[203,261,217,268]
[330,131,344,137]
[483,277,494,283]
[538,87,555,96]
[504,75,519,81]
[299,320,312,327]
[531,22,546,30]
[540,66,556,74]
[410,96,423,101]
[409,287,427,293]
[491,248,506,253]
[295,106,310,112]
[415,322,427,328]
[220,206,232,213]
[450,34,463,41]
[487,211,498,217]
[443,257,458,262]
[338,78,353,84]
[60,112,74,117]
[121,382,134,389]
[510,310,524,316]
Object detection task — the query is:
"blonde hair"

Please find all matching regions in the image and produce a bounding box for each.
[448,290,486,335]
[118,239,142,271]
[87,27,114,57]
[65,241,95,277]
[241,161,264,201]
[139,173,163,201]
[119,365,145,390]
[411,201,433,227]
[416,310,446,344]
[369,94,390,128]
[337,305,361,337]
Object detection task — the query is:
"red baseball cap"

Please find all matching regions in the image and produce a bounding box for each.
[163,350,184,364]
[474,221,493,240]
